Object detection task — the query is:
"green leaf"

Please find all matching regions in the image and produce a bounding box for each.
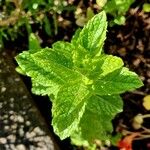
[103,0,116,14]
[15,66,26,75]
[52,82,90,139]
[114,16,126,25]
[22,0,46,11]
[76,11,107,57]
[71,95,123,145]
[93,67,143,95]
[88,54,124,79]
[71,28,81,45]
[16,51,62,97]
[104,0,134,14]
[43,16,52,36]
[86,7,95,21]
[52,41,73,60]
[31,79,60,97]
[104,0,134,25]
[15,48,75,97]
[29,33,41,50]
[110,133,122,146]
[143,3,150,13]
[32,47,73,69]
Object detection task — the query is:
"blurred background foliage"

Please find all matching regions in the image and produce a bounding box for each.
[0,0,76,49]
[0,0,149,51]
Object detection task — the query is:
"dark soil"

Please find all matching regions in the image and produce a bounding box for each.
[105,6,150,150]
[1,0,150,149]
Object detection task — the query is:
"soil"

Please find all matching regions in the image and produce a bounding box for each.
[105,5,150,150]
[1,0,150,149]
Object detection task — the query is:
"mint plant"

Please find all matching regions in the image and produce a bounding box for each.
[15,11,143,148]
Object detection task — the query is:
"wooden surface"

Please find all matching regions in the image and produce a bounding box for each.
[0,52,60,150]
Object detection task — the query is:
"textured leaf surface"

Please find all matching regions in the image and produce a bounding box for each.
[15,11,143,147]
[52,41,73,60]
[77,11,107,57]
[31,80,60,97]
[93,67,143,95]
[29,33,41,51]
[71,95,123,145]
[71,28,81,45]
[16,51,61,97]
[52,82,89,139]
[16,47,77,97]
[88,54,123,79]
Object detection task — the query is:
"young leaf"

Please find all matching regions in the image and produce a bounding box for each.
[104,0,134,25]
[71,28,81,45]
[29,33,41,50]
[76,11,107,57]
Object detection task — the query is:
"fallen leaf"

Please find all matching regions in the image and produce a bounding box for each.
[118,133,140,150]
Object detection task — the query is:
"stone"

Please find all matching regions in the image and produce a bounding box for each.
[0,138,7,144]
[16,144,26,150]
[0,52,59,150]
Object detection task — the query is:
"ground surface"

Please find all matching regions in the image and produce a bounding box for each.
[0,52,59,150]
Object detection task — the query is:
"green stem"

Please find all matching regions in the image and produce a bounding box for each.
[53,12,58,35]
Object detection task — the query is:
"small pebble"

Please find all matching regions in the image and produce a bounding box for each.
[16,144,26,150]
[22,95,28,99]
[11,124,17,130]
[0,102,3,108]
[10,144,16,150]
[7,135,16,142]
[1,87,6,93]
[19,128,24,137]
[3,119,8,124]
[3,114,8,119]
[17,115,24,123]
[10,103,14,108]
[26,121,31,126]
[4,126,9,130]
[10,97,15,102]
[14,78,20,82]
[0,138,7,144]
[9,110,14,115]
[10,115,15,121]
[33,127,43,134]
[5,145,9,149]
[26,131,36,138]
